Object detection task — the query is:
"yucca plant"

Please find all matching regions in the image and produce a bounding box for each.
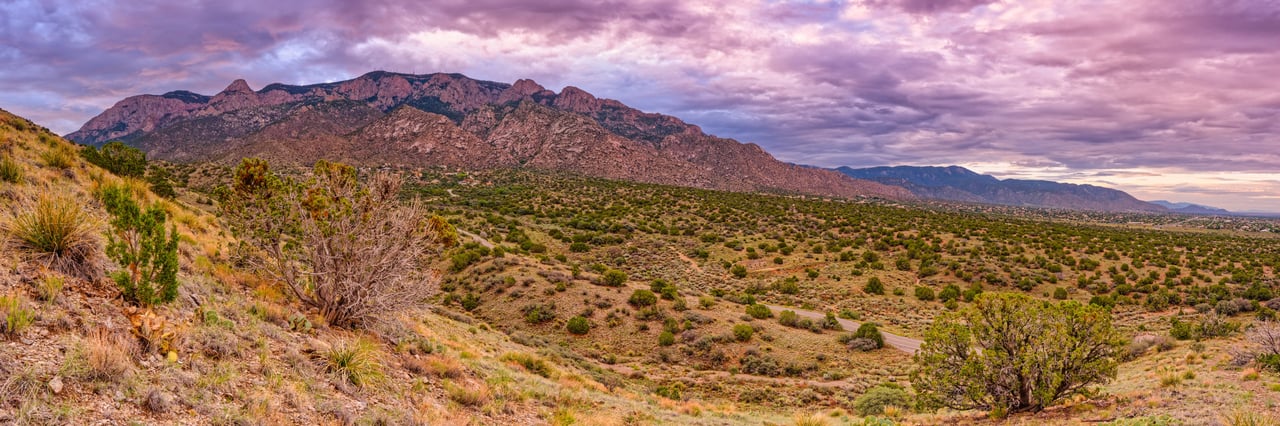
[3,194,102,279]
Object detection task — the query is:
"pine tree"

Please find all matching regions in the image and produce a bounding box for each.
[102,186,179,306]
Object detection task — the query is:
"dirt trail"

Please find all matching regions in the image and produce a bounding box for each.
[458,229,494,249]
[763,304,922,354]
[672,248,701,271]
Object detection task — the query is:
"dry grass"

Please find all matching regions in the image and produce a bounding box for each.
[792,412,831,426]
[444,379,492,407]
[3,193,102,279]
[1223,408,1280,426]
[408,354,465,379]
[64,328,136,384]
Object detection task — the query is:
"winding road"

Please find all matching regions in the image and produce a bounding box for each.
[763,304,922,354]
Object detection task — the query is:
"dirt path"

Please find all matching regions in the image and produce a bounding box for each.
[458,229,494,249]
[764,304,922,354]
[672,248,701,271]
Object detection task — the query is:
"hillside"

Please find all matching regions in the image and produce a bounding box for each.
[65,71,909,201]
[7,107,1280,424]
[837,165,1165,212]
[0,108,813,425]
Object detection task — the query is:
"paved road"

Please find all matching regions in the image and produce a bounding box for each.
[764,304,923,354]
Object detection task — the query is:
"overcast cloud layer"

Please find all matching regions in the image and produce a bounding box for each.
[3,0,1279,211]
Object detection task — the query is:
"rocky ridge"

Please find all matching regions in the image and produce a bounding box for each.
[68,71,909,200]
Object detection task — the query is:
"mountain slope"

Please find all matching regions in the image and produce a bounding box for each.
[67,71,909,200]
[838,165,1166,212]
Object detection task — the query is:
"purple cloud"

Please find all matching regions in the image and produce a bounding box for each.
[3,0,1280,209]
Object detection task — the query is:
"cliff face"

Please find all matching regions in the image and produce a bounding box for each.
[838,165,1167,212]
[67,71,910,200]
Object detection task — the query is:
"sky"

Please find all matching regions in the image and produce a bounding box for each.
[3,0,1280,211]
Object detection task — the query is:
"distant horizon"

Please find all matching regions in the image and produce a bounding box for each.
[5,1,1280,211]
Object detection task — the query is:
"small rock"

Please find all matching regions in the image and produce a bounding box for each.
[145,389,173,413]
[48,376,63,394]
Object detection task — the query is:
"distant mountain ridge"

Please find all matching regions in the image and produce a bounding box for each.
[1148,200,1231,215]
[837,165,1167,212]
[66,71,910,200]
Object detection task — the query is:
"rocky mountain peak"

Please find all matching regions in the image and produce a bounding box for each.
[498,78,552,103]
[553,86,602,113]
[223,79,253,93]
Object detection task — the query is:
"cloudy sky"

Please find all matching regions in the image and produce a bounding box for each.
[4,0,1280,211]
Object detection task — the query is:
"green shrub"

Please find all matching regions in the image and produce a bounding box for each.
[81,141,146,177]
[566,316,591,335]
[1053,287,1069,300]
[601,269,628,287]
[628,289,657,307]
[853,322,884,349]
[658,330,675,346]
[523,304,557,324]
[732,324,754,342]
[3,193,101,279]
[822,312,842,330]
[730,264,748,278]
[915,286,935,301]
[102,186,179,307]
[0,154,22,183]
[939,284,961,302]
[854,383,913,416]
[745,304,772,319]
[460,293,481,311]
[864,277,884,295]
[913,293,1124,413]
[778,310,799,327]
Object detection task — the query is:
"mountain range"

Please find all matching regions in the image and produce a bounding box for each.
[1148,200,1231,215]
[65,71,908,200]
[67,70,1223,214]
[836,165,1168,212]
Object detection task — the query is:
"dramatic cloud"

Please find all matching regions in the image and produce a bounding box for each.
[2,0,1280,210]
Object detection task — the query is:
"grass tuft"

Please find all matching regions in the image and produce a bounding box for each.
[0,293,35,338]
[0,154,22,183]
[40,143,75,169]
[325,338,384,388]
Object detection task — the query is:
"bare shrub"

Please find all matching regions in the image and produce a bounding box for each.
[220,159,456,328]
